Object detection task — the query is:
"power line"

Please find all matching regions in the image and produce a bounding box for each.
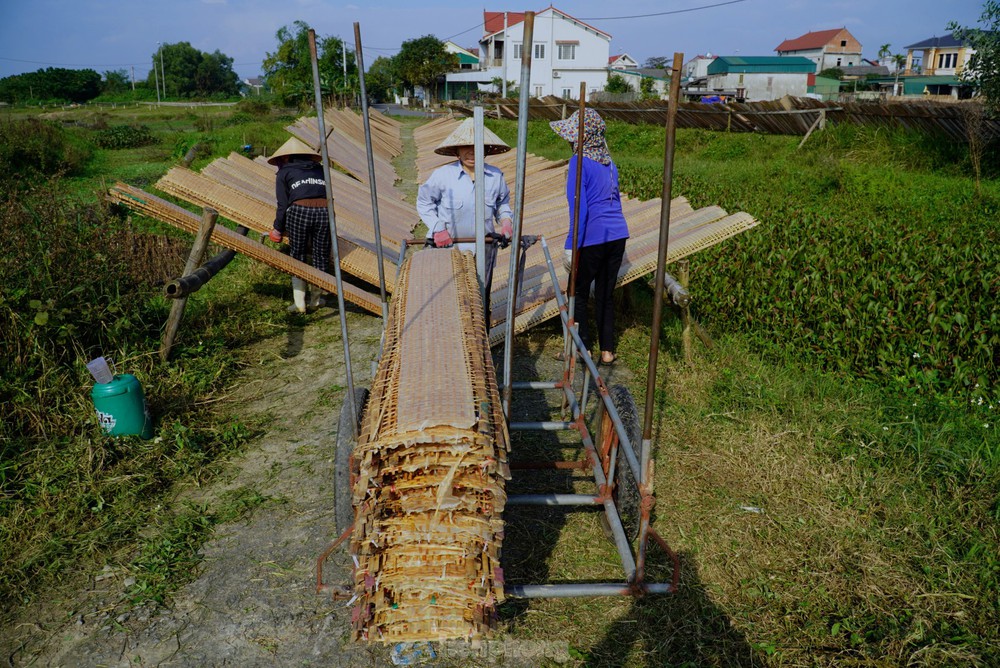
[0,56,151,68]
[578,0,747,21]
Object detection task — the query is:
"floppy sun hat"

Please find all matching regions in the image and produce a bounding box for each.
[549,108,612,165]
[434,118,512,156]
[267,136,322,165]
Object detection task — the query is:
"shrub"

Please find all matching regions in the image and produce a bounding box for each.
[94,124,156,149]
[222,112,254,127]
[235,98,271,117]
[0,118,91,189]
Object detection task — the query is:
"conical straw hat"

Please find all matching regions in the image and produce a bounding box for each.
[267,136,322,165]
[434,118,511,156]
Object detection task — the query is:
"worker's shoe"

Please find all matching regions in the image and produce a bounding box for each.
[288,277,307,313]
[308,288,326,311]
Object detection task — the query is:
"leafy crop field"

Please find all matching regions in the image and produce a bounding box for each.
[0,104,997,666]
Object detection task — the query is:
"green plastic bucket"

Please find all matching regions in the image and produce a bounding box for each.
[91,374,154,439]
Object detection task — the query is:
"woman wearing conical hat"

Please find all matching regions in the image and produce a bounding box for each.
[549,109,629,366]
[416,118,514,328]
[267,136,329,313]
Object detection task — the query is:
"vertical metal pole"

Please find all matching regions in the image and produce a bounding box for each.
[310,29,358,438]
[637,51,684,580]
[474,106,486,302]
[353,23,389,328]
[565,82,587,362]
[154,44,161,104]
[501,12,509,97]
[501,11,534,417]
[159,45,166,99]
[559,83,587,418]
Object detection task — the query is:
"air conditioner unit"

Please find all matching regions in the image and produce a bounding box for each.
[552,71,561,78]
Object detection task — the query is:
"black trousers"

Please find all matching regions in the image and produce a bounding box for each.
[573,238,626,353]
[285,204,331,271]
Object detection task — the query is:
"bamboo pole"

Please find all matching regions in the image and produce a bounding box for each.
[160,207,218,362]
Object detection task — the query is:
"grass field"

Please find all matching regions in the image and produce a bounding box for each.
[1,102,997,666]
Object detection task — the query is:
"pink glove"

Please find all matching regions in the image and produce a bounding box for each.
[500,219,513,240]
[269,228,283,243]
[433,230,453,248]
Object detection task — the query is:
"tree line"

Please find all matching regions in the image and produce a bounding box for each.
[0,42,241,105]
[0,21,455,107]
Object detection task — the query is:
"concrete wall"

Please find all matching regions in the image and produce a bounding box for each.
[707,72,808,101]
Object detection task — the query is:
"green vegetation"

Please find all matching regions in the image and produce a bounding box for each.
[0,103,295,611]
[490,118,999,403]
[263,21,359,106]
[94,124,157,149]
[604,73,634,94]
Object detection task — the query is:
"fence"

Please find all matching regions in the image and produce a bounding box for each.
[447,95,1000,143]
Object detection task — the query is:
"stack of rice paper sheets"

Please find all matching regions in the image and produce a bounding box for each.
[349,249,510,642]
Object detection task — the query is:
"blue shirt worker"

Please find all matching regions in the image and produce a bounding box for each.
[417,118,514,328]
[550,109,630,366]
[267,136,330,314]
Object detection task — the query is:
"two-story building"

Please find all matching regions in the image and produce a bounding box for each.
[775,28,863,72]
[444,6,613,100]
[903,33,973,76]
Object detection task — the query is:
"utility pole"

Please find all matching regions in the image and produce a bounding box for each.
[130,65,135,91]
[154,44,161,103]
[342,39,348,89]
[502,12,508,97]
[160,44,167,100]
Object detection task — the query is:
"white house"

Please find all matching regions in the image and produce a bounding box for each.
[683,54,716,80]
[446,7,612,100]
[608,53,639,70]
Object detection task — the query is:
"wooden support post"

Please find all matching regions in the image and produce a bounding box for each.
[160,207,218,363]
[678,259,692,364]
[797,110,825,150]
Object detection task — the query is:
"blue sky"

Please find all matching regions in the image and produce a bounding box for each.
[0,1,986,82]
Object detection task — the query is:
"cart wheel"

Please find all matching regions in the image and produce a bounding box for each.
[597,384,642,543]
[335,387,369,536]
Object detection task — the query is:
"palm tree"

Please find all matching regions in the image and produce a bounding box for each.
[892,54,907,96]
[878,43,892,66]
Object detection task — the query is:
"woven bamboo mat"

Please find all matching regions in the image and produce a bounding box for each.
[395,250,476,432]
[107,182,384,315]
[413,117,760,341]
[350,251,509,642]
[115,108,759,343]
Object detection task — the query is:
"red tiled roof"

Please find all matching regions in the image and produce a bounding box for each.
[609,54,621,64]
[775,28,843,53]
[484,11,526,34]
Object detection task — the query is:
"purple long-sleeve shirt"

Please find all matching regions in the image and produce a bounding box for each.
[564,155,630,250]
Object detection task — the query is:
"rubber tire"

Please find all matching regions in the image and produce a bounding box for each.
[335,387,369,536]
[597,384,642,543]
